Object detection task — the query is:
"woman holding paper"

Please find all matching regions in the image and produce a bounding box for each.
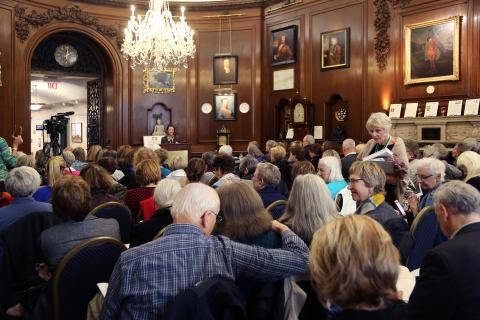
[357,112,409,205]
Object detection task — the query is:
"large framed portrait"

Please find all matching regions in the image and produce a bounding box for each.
[71,122,82,143]
[321,28,350,70]
[213,55,238,85]
[270,25,297,66]
[214,93,237,121]
[404,16,460,85]
[143,69,176,93]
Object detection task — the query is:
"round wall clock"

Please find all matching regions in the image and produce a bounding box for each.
[201,103,212,114]
[293,102,305,123]
[54,44,78,67]
[239,102,250,113]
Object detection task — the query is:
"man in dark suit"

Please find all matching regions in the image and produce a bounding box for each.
[408,180,480,320]
[341,138,357,178]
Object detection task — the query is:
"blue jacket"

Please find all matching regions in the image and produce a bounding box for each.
[0,197,52,232]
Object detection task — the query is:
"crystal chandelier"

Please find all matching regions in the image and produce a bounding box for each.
[122,0,196,71]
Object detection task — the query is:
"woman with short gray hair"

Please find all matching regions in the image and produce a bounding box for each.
[357,112,409,205]
[239,155,258,180]
[0,166,52,232]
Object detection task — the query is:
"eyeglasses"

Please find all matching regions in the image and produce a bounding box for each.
[209,210,223,224]
[416,174,433,180]
[347,178,364,185]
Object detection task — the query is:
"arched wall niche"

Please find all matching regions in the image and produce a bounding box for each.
[20,22,126,153]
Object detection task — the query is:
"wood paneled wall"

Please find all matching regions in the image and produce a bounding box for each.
[0,0,479,155]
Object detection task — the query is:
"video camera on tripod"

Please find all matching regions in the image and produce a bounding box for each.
[42,111,74,156]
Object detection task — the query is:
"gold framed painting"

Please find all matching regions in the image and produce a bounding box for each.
[143,69,176,93]
[404,16,460,85]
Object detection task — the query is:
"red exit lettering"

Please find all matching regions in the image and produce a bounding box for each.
[47,82,58,89]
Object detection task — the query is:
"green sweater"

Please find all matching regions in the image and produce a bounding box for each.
[0,137,16,181]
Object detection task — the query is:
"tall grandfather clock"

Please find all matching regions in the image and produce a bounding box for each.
[288,96,315,140]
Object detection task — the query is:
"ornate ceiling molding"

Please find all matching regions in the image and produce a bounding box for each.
[75,0,282,11]
[15,4,120,42]
[373,0,410,71]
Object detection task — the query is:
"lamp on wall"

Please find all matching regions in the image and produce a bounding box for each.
[122,0,196,71]
[30,84,44,111]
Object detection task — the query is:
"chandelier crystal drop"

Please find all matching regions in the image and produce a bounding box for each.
[122,0,196,71]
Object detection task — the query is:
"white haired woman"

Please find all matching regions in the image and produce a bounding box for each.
[357,112,409,205]
[317,156,347,199]
[131,178,182,247]
[278,174,338,245]
[407,158,446,217]
[456,151,480,192]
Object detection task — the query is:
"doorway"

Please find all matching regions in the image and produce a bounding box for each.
[29,30,112,155]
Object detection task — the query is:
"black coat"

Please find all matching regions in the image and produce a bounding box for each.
[408,222,480,320]
[341,153,357,179]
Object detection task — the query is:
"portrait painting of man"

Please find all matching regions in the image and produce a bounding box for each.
[270,25,297,66]
[213,55,238,85]
[404,16,460,85]
[321,28,350,70]
[214,93,237,121]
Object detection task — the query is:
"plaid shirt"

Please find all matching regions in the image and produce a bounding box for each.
[100,223,309,319]
[0,137,15,182]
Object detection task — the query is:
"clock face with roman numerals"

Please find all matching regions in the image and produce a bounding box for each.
[54,44,78,67]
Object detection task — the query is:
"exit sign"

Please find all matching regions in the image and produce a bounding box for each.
[47,82,58,89]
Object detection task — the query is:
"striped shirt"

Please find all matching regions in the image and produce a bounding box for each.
[100,223,309,319]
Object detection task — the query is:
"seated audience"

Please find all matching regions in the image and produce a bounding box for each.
[117,145,134,174]
[264,139,277,162]
[341,138,357,179]
[32,156,66,202]
[321,149,341,160]
[98,156,125,181]
[130,179,181,247]
[86,145,103,163]
[423,143,463,180]
[408,181,480,319]
[41,175,120,267]
[239,154,258,180]
[154,148,171,177]
[291,160,315,181]
[80,164,124,208]
[119,147,158,190]
[306,143,322,170]
[317,156,348,199]
[62,151,80,175]
[407,158,446,217]
[452,138,478,160]
[348,161,410,258]
[212,154,239,188]
[186,158,207,183]
[218,144,240,172]
[124,159,161,218]
[167,156,188,186]
[100,183,309,319]
[247,142,265,162]
[456,150,480,191]
[16,154,35,168]
[216,181,281,248]
[310,215,406,319]
[199,151,216,184]
[252,162,287,218]
[0,166,52,232]
[288,141,305,163]
[72,147,88,172]
[279,174,337,245]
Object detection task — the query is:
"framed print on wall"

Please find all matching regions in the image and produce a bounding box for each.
[404,16,460,85]
[214,93,237,121]
[213,55,238,85]
[143,68,176,93]
[321,27,350,70]
[270,25,297,66]
[71,122,82,143]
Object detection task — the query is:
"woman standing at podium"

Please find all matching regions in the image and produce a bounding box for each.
[161,125,178,144]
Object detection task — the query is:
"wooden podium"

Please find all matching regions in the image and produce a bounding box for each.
[161,143,191,162]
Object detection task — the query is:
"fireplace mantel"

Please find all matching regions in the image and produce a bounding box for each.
[391,116,480,144]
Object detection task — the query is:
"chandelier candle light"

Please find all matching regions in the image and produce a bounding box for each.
[122,0,196,71]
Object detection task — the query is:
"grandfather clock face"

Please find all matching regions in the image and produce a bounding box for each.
[293,102,305,123]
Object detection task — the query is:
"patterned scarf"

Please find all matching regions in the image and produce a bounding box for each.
[356,193,385,215]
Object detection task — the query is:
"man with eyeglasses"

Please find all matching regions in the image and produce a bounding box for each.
[101,183,309,319]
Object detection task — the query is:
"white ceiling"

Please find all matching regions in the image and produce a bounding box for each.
[31,76,89,110]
